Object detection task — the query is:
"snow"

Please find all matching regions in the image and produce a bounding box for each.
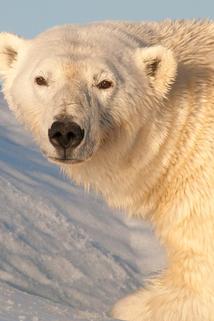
[0,93,165,321]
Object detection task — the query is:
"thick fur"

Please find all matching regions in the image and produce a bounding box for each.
[1,20,214,320]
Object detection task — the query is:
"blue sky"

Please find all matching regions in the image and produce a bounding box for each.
[0,0,213,38]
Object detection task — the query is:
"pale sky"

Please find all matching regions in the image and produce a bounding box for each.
[0,0,213,38]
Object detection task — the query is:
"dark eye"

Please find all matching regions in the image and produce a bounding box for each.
[35,76,48,86]
[96,80,113,90]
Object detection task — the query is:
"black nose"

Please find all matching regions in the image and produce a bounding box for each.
[48,121,84,149]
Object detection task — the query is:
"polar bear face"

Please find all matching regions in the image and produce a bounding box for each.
[0,25,177,166]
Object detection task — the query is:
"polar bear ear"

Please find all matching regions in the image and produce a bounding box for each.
[134,45,177,97]
[0,32,27,78]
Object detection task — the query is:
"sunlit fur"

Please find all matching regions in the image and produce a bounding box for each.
[1,20,214,320]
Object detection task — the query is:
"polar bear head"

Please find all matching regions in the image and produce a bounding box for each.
[0,24,177,170]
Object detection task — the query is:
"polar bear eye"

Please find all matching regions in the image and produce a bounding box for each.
[96,80,113,90]
[35,76,48,86]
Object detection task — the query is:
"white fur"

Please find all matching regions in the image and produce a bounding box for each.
[1,20,214,320]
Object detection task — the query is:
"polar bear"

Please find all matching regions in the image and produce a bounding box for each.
[1,20,214,321]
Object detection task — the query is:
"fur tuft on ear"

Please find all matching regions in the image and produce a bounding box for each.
[0,32,27,78]
[134,45,177,97]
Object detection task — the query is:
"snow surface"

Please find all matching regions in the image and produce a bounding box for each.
[0,93,165,321]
